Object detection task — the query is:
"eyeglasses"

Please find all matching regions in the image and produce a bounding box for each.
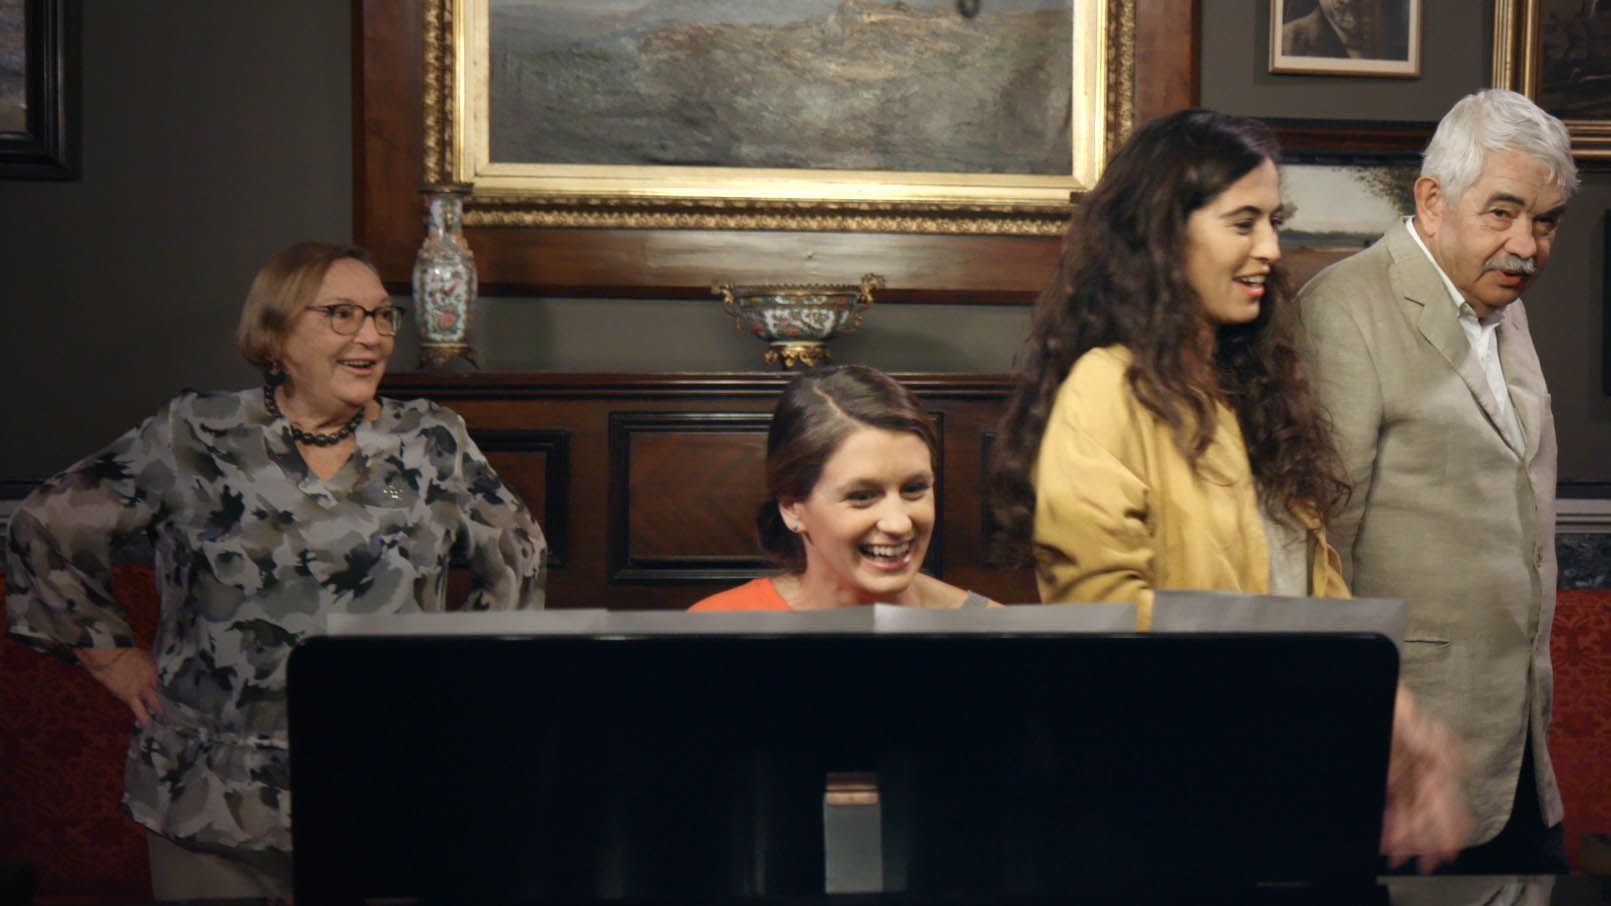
[305,303,407,337]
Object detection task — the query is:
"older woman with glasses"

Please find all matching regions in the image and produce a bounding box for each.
[5,240,546,899]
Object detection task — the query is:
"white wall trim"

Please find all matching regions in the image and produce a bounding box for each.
[1559,498,1611,535]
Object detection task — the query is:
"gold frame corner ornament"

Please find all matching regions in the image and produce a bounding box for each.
[1491,0,1611,165]
[422,0,1136,234]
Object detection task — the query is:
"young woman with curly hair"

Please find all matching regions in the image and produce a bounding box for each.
[990,108,1351,629]
[989,108,1470,872]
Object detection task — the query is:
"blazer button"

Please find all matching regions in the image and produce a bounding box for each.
[1535,550,1544,569]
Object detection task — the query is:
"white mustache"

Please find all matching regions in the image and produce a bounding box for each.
[1484,253,1537,275]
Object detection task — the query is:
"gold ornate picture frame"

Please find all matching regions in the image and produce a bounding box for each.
[1493,0,1611,166]
[424,0,1135,236]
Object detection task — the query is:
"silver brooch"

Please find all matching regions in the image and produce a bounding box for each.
[383,484,402,502]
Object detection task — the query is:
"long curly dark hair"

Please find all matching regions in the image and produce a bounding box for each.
[989,108,1348,564]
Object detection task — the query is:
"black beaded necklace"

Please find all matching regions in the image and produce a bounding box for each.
[262,385,364,447]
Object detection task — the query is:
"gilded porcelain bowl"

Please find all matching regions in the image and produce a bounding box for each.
[712,274,884,368]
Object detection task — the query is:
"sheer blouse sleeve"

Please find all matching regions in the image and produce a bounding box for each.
[6,396,181,657]
[441,410,547,611]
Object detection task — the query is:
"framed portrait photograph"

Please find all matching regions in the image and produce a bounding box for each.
[1494,0,1611,165]
[0,0,77,180]
[1269,0,1423,77]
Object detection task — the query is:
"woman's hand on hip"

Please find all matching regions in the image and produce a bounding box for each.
[77,647,163,726]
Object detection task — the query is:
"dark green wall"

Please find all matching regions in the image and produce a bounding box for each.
[0,1,1605,481]
[0,1,350,478]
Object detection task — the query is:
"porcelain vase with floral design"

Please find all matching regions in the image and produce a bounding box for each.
[411,188,479,368]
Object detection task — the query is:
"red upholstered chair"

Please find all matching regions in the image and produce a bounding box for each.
[1549,588,1611,871]
[0,565,157,901]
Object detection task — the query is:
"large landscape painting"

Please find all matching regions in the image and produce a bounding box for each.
[486,0,1073,176]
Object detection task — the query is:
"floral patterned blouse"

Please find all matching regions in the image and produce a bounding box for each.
[5,389,546,852]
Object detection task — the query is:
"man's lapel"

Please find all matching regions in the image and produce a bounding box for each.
[1385,222,1513,447]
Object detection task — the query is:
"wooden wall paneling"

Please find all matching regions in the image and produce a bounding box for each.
[928,406,1038,606]
[383,373,796,608]
[471,428,571,567]
[979,429,1003,569]
[384,373,1040,609]
[444,429,569,608]
[1133,0,1200,123]
[354,0,425,286]
[607,412,773,584]
[927,411,948,577]
[1267,118,1434,160]
[469,228,1062,303]
[403,401,592,607]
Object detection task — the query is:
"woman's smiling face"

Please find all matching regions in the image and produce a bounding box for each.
[1183,157,1284,327]
[781,425,936,607]
[277,258,394,414]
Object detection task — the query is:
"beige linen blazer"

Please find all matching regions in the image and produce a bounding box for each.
[1297,220,1561,843]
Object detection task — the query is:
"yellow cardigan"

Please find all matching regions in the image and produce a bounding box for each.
[1032,346,1348,629]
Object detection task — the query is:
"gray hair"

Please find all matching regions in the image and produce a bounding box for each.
[1421,89,1578,204]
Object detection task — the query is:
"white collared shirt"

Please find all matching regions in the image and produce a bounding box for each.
[1404,216,1525,451]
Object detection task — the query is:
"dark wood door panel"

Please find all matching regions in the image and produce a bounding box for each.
[610,413,774,580]
[624,431,768,560]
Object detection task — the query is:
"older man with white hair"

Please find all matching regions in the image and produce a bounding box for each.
[1297,88,1577,873]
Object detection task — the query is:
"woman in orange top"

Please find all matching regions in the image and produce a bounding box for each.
[691,365,989,611]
